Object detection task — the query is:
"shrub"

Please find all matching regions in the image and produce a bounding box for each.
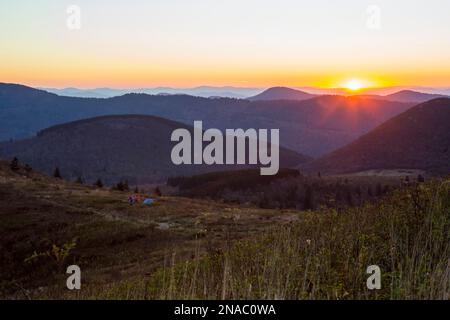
[10,157,19,171]
[140,179,450,300]
[94,179,103,188]
[53,167,62,179]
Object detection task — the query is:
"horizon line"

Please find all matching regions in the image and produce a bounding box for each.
[3,82,450,98]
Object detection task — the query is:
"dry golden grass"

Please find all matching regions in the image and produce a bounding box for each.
[1,161,448,300]
[56,179,449,300]
[0,161,297,299]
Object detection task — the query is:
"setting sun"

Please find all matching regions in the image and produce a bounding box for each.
[344,79,364,91]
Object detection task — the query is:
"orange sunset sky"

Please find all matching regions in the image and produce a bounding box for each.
[1,0,450,89]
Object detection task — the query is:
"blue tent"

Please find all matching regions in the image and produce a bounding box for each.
[143,198,154,205]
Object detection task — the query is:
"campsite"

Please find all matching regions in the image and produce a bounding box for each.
[0,160,305,299]
[1,158,448,299]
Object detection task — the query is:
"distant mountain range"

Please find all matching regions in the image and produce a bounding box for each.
[0,83,416,156]
[301,98,450,175]
[247,87,447,103]
[381,90,446,103]
[0,115,309,184]
[40,86,263,99]
[40,84,448,105]
[40,85,450,100]
[247,87,316,101]
[1,83,449,179]
[295,86,450,96]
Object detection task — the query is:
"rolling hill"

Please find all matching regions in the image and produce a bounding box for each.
[248,87,447,104]
[382,90,446,103]
[0,115,309,185]
[247,87,316,101]
[0,83,415,156]
[301,98,450,175]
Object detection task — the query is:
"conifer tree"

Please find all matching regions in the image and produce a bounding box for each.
[10,157,19,171]
[95,178,103,188]
[53,167,62,179]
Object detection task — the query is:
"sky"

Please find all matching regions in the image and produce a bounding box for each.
[1,0,450,89]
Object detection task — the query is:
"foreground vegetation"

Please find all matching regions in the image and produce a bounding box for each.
[0,161,298,299]
[168,169,405,210]
[66,178,449,300]
[1,160,448,299]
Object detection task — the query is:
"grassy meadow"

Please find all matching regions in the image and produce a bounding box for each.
[0,161,448,300]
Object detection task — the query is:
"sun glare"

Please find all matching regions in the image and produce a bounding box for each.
[344,79,363,91]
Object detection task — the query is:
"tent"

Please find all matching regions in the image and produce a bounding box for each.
[143,198,154,206]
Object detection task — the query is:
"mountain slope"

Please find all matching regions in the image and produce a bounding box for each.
[0,83,414,156]
[383,90,446,103]
[301,98,450,175]
[247,87,316,101]
[0,115,309,184]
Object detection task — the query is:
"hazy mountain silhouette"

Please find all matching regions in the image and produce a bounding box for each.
[301,98,450,175]
[42,86,262,99]
[0,83,415,156]
[242,95,416,155]
[247,87,316,101]
[382,90,446,103]
[41,86,445,103]
[0,115,309,184]
[40,87,112,98]
[297,86,450,97]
